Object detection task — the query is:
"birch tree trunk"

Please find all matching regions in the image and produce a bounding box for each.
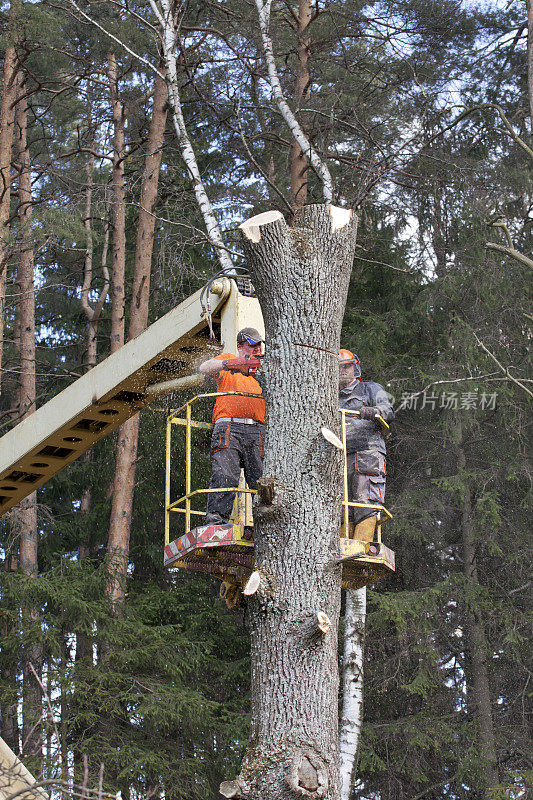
[0,1,19,392]
[14,73,41,760]
[227,203,356,800]
[105,71,167,610]
[339,588,366,800]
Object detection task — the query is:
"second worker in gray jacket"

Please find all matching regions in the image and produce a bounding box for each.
[338,348,395,542]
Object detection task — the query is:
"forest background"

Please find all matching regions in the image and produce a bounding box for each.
[0,0,530,799]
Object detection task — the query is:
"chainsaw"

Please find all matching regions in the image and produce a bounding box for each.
[223,354,263,376]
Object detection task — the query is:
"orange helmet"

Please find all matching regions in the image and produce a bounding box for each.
[339,348,361,378]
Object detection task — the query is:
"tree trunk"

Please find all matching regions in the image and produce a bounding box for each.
[78,88,110,534]
[0,2,19,392]
[290,0,312,211]
[0,557,19,749]
[105,71,167,610]
[107,52,126,354]
[454,416,499,793]
[128,70,167,340]
[233,203,356,800]
[527,0,533,124]
[14,72,42,761]
[339,587,366,800]
[0,36,20,727]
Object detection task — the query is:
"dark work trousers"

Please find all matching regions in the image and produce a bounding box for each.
[347,449,386,525]
[204,420,264,525]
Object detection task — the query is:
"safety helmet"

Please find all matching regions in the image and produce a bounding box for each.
[338,348,361,378]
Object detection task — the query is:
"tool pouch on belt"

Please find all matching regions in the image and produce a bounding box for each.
[354,450,386,505]
[211,421,231,453]
[354,450,386,477]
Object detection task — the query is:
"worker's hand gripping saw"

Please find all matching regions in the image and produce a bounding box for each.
[223,355,263,376]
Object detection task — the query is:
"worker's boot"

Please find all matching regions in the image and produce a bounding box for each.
[353,515,376,543]
[341,521,354,538]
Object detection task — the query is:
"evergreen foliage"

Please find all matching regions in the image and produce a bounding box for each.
[0,0,530,797]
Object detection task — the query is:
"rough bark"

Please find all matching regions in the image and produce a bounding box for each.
[14,78,34,419]
[14,73,41,759]
[0,2,19,392]
[80,88,110,372]
[290,0,312,211]
[526,0,533,124]
[454,416,499,792]
[128,69,167,340]
[234,204,357,800]
[339,588,366,800]
[0,541,19,750]
[75,93,110,764]
[107,52,127,354]
[105,72,167,610]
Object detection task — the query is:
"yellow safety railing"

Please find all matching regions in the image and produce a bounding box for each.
[165,392,261,545]
[165,395,391,545]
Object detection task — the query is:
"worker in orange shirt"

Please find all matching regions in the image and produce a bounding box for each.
[199,328,265,529]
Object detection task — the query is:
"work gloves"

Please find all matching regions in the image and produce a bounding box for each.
[223,356,261,376]
[359,406,379,420]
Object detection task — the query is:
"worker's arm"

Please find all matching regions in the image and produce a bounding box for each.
[374,386,395,423]
[199,357,226,378]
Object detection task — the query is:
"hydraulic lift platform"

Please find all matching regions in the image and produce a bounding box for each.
[164,521,395,592]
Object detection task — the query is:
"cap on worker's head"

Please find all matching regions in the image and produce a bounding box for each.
[237,327,264,346]
[339,348,361,377]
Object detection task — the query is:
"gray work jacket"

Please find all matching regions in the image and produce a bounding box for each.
[339,379,395,455]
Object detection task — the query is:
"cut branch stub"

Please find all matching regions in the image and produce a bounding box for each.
[321,426,343,450]
[242,570,273,605]
[316,611,331,634]
[242,570,262,596]
[219,779,242,798]
[256,476,277,505]
[285,750,328,797]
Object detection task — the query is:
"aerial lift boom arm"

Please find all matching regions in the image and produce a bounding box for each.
[0,278,264,518]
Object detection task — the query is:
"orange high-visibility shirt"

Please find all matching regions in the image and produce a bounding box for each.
[212,353,265,423]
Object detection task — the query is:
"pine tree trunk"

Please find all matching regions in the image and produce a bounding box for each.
[105,72,167,609]
[78,90,110,533]
[289,0,312,211]
[128,70,167,340]
[231,204,356,800]
[14,73,41,761]
[107,52,126,354]
[527,0,533,124]
[339,587,366,800]
[0,2,19,392]
[455,416,499,792]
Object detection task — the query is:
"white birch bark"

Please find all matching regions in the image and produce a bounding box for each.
[149,0,234,272]
[339,587,366,800]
